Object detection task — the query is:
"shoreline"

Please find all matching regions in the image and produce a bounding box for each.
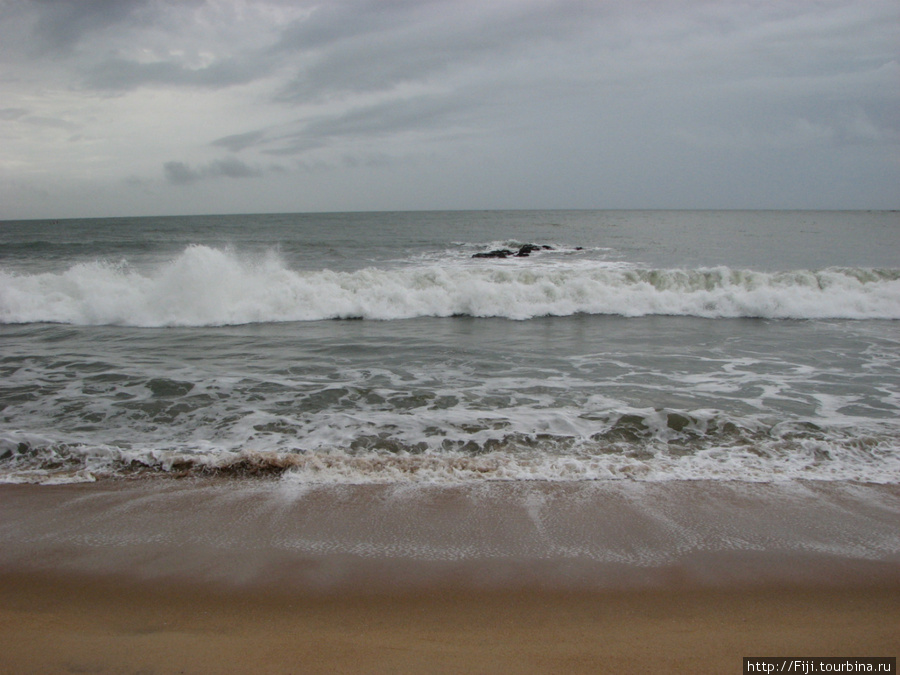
[2,478,899,590]
[2,479,899,672]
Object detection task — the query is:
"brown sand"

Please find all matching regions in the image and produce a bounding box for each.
[1,571,898,674]
[1,479,899,673]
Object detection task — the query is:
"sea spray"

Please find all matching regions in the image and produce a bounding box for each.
[1,245,898,326]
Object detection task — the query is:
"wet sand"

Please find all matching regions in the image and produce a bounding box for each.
[1,479,899,673]
[2,571,898,674]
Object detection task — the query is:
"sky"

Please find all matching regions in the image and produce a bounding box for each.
[0,0,898,219]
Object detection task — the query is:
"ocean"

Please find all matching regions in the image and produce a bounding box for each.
[1,209,899,487]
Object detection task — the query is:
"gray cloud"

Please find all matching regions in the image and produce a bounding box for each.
[302,94,469,141]
[2,0,898,217]
[261,137,326,158]
[272,0,416,52]
[0,108,30,121]
[22,115,79,130]
[28,0,155,56]
[164,157,264,185]
[233,93,472,157]
[163,161,200,185]
[212,156,263,179]
[273,0,603,102]
[212,130,267,152]
[85,56,261,91]
[8,0,269,94]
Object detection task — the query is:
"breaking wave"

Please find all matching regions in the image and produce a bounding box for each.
[2,411,899,485]
[1,245,899,326]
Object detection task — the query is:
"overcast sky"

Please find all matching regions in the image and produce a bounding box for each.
[1,0,898,218]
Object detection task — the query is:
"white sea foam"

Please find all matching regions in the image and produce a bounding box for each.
[1,245,898,326]
[2,412,899,485]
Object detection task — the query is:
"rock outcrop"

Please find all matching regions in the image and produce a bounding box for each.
[472,244,554,259]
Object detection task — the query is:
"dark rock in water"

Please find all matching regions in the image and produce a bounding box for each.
[516,244,556,256]
[472,244,556,259]
[472,249,513,259]
[666,412,692,432]
[146,377,194,398]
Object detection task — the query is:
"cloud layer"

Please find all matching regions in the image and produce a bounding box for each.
[1,0,898,217]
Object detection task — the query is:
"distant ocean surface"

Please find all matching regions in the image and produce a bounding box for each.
[1,210,898,485]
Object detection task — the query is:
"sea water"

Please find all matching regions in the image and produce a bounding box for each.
[1,210,898,485]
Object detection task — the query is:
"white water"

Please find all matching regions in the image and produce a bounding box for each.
[2,245,899,326]
[3,401,899,485]
[3,431,899,486]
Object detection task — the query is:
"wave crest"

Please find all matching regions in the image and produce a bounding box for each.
[1,245,898,326]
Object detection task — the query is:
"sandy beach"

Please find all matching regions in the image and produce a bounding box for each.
[1,479,898,673]
[2,571,898,674]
